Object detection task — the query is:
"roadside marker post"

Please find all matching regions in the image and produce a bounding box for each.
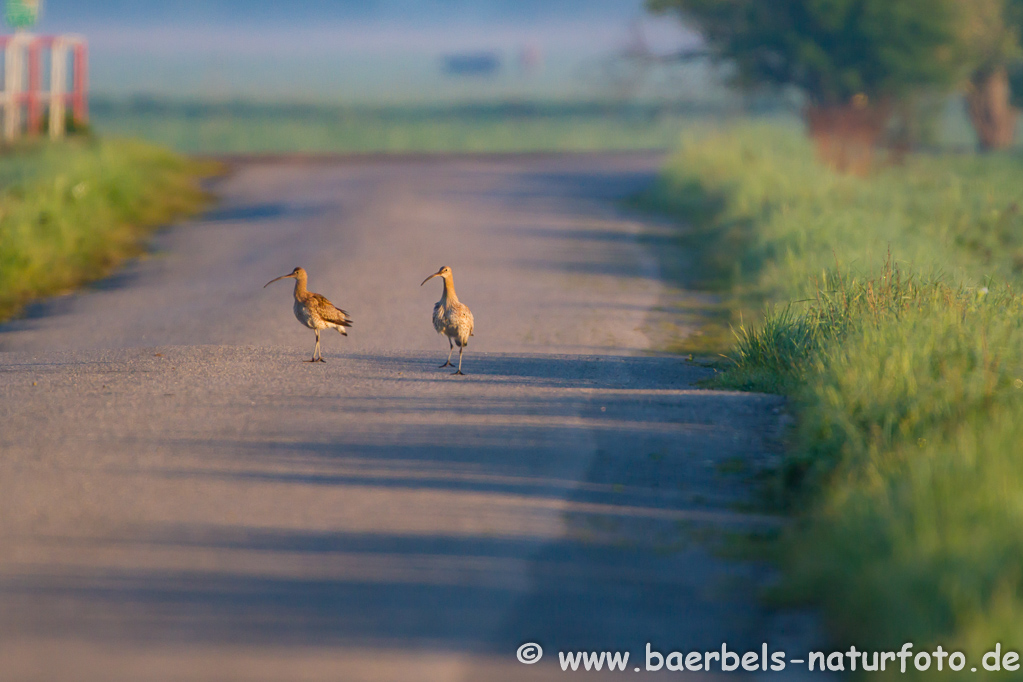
[1,1,88,141]
[0,33,88,140]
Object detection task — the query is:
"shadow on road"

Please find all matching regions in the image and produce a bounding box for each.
[201,203,328,223]
[0,352,783,664]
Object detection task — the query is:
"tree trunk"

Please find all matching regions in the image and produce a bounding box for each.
[966,66,1018,152]
[804,100,891,175]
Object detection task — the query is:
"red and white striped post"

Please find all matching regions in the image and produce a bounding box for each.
[71,39,86,124]
[1,32,87,140]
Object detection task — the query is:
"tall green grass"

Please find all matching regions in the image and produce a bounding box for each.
[645,124,1023,299]
[0,138,214,320]
[646,126,1023,679]
[779,277,1023,674]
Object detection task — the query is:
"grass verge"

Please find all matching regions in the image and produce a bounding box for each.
[0,137,216,322]
[643,124,1023,679]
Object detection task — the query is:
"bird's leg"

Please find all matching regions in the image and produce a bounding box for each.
[439,338,454,368]
[306,330,324,363]
[453,345,465,375]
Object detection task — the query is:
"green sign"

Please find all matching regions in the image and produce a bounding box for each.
[5,0,41,29]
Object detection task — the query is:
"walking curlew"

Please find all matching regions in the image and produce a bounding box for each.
[264,267,352,362]
[421,265,475,375]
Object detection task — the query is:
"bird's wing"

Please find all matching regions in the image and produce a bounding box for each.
[311,294,353,326]
[452,303,474,336]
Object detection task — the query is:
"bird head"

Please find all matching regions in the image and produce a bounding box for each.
[421,265,452,286]
[264,267,305,288]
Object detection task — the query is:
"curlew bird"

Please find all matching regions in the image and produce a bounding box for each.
[421,265,475,375]
[264,267,352,362]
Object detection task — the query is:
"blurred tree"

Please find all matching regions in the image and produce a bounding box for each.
[648,0,961,171]
[958,0,1023,150]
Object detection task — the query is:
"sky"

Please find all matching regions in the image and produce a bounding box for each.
[24,0,701,102]
[39,1,650,29]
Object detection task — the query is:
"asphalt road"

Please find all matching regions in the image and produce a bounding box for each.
[0,154,814,681]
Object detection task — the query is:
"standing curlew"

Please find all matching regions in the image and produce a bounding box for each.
[264,267,352,362]
[421,265,475,375]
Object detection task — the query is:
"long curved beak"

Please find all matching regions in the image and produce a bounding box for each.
[264,274,293,288]
[421,272,441,286]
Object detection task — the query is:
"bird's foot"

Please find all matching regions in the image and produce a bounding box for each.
[452,370,465,376]
[439,361,452,368]
[317,357,327,363]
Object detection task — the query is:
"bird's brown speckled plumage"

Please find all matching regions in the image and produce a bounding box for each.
[421,265,474,375]
[265,267,352,362]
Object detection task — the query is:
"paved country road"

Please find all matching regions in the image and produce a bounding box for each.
[0,154,814,681]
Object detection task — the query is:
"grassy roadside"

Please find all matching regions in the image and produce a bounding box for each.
[642,125,1023,679]
[0,137,216,321]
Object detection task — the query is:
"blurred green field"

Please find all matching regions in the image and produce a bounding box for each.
[89,95,1023,157]
[90,98,741,154]
[644,126,1023,679]
[0,138,214,321]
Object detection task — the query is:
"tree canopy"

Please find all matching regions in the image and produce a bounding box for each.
[648,0,962,106]
[956,0,1021,77]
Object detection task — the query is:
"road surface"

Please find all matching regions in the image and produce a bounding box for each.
[0,154,814,681]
